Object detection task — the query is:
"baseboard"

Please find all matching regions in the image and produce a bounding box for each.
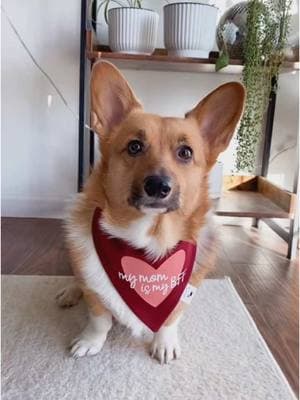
[1,195,77,218]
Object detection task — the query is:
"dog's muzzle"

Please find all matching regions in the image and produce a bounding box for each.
[128,175,179,213]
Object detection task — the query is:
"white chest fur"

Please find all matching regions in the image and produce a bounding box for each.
[100,214,164,260]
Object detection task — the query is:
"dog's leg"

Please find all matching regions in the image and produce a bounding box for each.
[150,317,182,364]
[70,289,112,358]
[150,244,216,364]
[149,254,211,365]
[55,283,83,307]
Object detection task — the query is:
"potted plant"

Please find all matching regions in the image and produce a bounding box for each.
[216,0,292,172]
[163,2,218,58]
[97,0,159,55]
[236,0,292,172]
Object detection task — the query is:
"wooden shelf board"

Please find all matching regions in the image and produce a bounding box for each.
[215,190,290,218]
[87,50,243,74]
[87,49,299,74]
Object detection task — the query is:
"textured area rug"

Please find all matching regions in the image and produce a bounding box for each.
[2,276,296,400]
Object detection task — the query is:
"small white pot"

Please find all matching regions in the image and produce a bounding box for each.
[108,8,159,55]
[164,2,218,58]
[209,161,224,199]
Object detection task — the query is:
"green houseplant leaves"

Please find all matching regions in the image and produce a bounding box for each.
[235,0,292,173]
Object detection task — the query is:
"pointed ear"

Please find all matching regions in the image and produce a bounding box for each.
[90,61,142,136]
[186,82,245,168]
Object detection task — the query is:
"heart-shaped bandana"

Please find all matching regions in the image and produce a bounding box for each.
[92,208,197,332]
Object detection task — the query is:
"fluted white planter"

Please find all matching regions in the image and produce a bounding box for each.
[164,3,218,58]
[108,8,159,55]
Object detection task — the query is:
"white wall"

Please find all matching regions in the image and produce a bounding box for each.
[2,0,80,217]
[268,71,299,192]
[2,0,298,218]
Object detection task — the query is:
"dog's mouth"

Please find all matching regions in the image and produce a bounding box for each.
[128,192,180,214]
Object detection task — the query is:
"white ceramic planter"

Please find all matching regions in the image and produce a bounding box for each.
[209,161,224,199]
[108,8,159,55]
[164,2,218,58]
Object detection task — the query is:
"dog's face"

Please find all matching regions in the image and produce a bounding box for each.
[91,62,245,217]
[101,113,208,216]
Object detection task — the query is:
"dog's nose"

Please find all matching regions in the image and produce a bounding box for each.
[144,175,172,199]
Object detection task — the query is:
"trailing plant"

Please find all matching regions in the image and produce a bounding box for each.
[215,25,230,72]
[235,0,292,172]
[96,0,142,24]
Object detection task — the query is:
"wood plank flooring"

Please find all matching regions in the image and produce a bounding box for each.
[1,217,299,396]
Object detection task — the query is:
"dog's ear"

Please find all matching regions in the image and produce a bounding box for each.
[91,61,142,136]
[186,82,245,169]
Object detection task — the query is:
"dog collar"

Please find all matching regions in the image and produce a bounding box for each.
[92,207,197,332]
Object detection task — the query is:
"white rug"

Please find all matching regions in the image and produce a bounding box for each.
[2,275,296,400]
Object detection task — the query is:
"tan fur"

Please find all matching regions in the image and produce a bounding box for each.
[66,61,245,328]
[83,287,108,317]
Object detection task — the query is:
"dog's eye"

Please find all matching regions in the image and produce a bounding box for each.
[177,145,193,162]
[127,140,144,156]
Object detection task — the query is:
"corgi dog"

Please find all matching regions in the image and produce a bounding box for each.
[56,61,245,364]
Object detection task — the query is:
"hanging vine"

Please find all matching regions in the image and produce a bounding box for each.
[235,0,292,173]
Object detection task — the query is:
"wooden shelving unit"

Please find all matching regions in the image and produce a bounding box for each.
[215,176,296,219]
[78,0,299,258]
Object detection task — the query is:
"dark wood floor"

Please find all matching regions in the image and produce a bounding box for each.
[2,217,299,396]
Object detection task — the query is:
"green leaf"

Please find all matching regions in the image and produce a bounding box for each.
[215,51,229,72]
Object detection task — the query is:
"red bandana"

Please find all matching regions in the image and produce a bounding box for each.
[92,208,197,332]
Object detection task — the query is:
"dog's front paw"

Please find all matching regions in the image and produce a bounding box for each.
[70,334,106,358]
[70,312,112,359]
[150,324,181,364]
[55,284,82,307]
